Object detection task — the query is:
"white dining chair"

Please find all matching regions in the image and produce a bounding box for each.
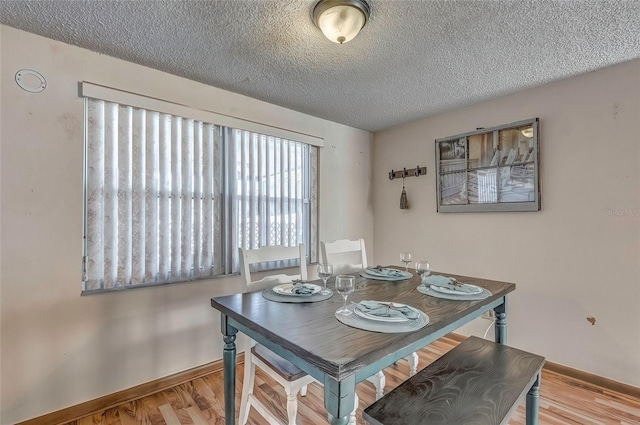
[238,244,357,425]
[320,238,420,400]
[320,238,368,276]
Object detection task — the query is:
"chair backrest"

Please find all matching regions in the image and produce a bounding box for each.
[239,244,308,292]
[320,238,368,275]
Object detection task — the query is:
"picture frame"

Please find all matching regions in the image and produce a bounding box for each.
[435,118,540,212]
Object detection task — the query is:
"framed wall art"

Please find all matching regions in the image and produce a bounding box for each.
[436,118,540,212]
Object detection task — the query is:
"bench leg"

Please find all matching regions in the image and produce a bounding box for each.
[494,301,507,344]
[526,373,541,425]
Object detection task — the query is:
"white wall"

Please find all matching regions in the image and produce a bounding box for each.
[0,26,373,424]
[373,59,640,387]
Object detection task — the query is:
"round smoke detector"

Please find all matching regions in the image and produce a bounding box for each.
[15,69,47,93]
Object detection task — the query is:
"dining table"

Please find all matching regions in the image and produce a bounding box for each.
[210,268,516,425]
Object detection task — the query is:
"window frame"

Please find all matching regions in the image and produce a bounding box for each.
[81,83,321,294]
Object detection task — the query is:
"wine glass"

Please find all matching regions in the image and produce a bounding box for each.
[335,275,355,316]
[415,261,431,282]
[400,252,412,271]
[317,263,333,295]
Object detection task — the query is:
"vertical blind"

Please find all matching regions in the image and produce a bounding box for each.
[84,99,222,291]
[84,97,317,292]
[225,130,311,273]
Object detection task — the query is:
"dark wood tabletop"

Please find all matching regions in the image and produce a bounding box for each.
[211,269,515,382]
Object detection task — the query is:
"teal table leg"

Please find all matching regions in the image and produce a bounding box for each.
[324,374,356,425]
[526,374,541,425]
[327,414,350,425]
[222,315,238,425]
[494,298,507,344]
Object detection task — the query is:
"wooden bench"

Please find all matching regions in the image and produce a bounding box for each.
[363,336,545,425]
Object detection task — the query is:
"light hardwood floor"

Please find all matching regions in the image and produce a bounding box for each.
[64,336,640,425]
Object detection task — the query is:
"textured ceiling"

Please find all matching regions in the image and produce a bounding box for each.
[1,0,639,132]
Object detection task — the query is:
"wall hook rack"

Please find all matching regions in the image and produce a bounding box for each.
[389,166,427,180]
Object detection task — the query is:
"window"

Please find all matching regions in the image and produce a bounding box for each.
[82,87,318,293]
[224,129,316,274]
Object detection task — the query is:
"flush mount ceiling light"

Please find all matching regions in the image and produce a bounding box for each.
[313,0,370,44]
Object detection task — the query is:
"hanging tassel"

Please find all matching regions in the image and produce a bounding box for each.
[400,176,409,209]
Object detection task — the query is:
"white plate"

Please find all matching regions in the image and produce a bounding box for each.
[365,268,411,279]
[353,302,415,323]
[360,270,413,281]
[360,273,409,281]
[273,283,322,296]
[429,283,483,296]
